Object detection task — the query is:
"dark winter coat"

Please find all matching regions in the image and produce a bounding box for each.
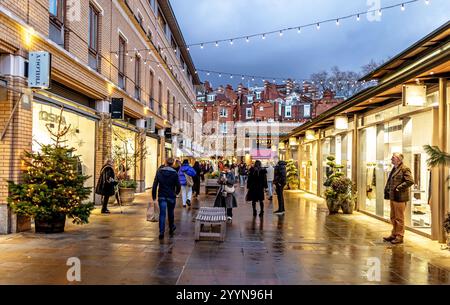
[274,161,287,187]
[152,166,181,201]
[214,171,238,209]
[95,165,116,196]
[246,166,268,202]
[384,163,414,202]
[178,164,196,186]
[193,164,202,194]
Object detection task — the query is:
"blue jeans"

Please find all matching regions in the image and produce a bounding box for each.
[158,197,176,234]
[239,175,247,186]
[267,181,273,197]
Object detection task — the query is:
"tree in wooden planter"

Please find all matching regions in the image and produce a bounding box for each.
[7,108,94,233]
[112,128,147,204]
[286,159,300,190]
[323,155,355,214]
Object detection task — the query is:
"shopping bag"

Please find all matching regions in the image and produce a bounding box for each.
[146,201,159,222]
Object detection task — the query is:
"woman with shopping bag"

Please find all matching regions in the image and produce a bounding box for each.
[214,164,237,223]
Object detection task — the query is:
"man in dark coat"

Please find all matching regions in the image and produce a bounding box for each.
[383,153,414,244]
[152,158,181,240]
[95,159,117,214]
[273,160,287,214]
[247,160,268,217]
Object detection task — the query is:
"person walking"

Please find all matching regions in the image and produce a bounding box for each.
[247,160,268,217]
[266,162,275,200]
[383,153,414,244]
[273,160,287,214]
[152,158,181,240]
[95,159,118,214]
[238,161,248,187]
[214,164,237,222]
[192,161,202,198]
[178,159,196,207]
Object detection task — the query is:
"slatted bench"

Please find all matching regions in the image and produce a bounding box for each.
[194,207,227,242]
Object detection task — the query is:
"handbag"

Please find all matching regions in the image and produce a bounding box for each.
[183,171,194,187]
[224,185,235,194]
[146,201,159,222]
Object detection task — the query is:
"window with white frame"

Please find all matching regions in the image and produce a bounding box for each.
[219,108,228,117]
[247,95,254,103]
[207,94,215,102]
[220,123,228,134]
[304,104,311,118]
[259,106,264,112]
[285,105,292,118]
[256,92,261,100]
[246,108,253,119]
[278,103,282,116]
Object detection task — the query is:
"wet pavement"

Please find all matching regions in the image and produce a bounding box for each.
[1,186,450,285]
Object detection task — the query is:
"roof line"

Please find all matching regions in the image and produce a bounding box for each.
[360,20,450,81]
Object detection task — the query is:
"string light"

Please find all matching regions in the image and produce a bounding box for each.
[297,27,301,34]
[114,0,426,53]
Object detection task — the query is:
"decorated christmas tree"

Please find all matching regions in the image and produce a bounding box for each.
[7,107,94,231]
[286,159,299,190]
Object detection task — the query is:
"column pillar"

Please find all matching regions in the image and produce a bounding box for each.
[95,100,112,205]
[433,78,448,242]
[136,119,146,193]
[0,54,32,233]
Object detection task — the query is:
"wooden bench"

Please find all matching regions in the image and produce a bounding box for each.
[205,179,220,195]
[194,207,227,242]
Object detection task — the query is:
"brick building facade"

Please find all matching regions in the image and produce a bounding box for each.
[0,0,201,234]
[196,80,342,161]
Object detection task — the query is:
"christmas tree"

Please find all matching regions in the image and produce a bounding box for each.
[7,107,94,226]
[286,159,299,190]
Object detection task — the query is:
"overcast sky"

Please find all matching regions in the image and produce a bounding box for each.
[171,0,450,88]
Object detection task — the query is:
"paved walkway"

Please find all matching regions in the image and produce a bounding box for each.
[1,186,450,284]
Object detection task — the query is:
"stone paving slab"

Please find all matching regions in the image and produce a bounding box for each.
[1,187,450,284]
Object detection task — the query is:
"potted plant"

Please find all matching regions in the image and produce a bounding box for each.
[323,156,355,214]
[7,108,94,233]
[118,179,137,204]
[205,171,220,194]
[443,213,450,247]
[286,159,300,190]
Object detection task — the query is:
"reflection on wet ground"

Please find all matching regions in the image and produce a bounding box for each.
[1,187,450,284]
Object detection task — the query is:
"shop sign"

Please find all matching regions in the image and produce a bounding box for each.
[28,52,51,89]
[403,84,427,106]
[110,98,124,119]
[39,110,66,125]
[289,137,299,146]
[253,139,272,148]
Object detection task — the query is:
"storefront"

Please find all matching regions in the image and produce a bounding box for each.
[299,136,318,194]
[145,135,159,190]
[32,94,98,202]
[112,124,138,181]
[358,98,436,234]
[282,21,450,241]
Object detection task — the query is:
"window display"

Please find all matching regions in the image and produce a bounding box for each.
[145,137,159,190]
[32,102,96,202]
[112,125,137,181]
